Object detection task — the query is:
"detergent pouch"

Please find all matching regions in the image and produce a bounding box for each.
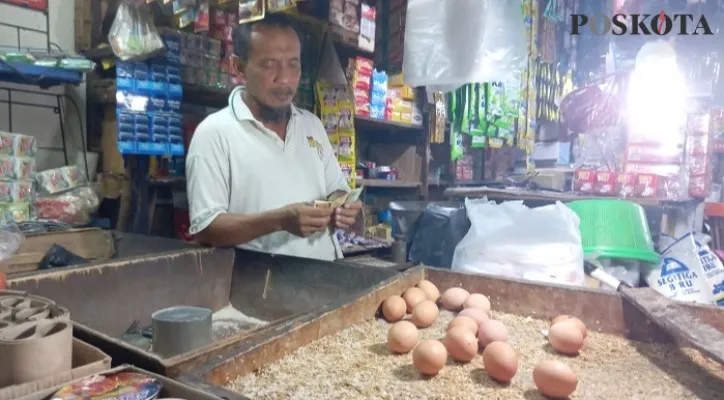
[646,232,724,306]
[403,0,526,92]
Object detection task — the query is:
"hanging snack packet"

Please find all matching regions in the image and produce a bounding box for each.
[239,0,265,24]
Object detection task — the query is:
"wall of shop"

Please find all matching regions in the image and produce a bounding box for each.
[0,0,86,170]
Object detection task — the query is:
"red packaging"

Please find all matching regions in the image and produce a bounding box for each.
[594,171,616,195]
[616,172,637,198]
[689,175,709,198]
[0,0,47,11]
[174,208,195,242]
[636,174,659,198]
[573,169,595,193]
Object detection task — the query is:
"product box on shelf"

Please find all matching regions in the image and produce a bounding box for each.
[115,53,184,156]
[0,339,111,400]
[686,111,714,198]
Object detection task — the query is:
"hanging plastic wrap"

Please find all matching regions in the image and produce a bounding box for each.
[558,72,629,134]
[402,0,527,92]
[109,0,165,61]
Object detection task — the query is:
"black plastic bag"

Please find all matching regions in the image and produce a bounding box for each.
[408,203,470,268]
[38,244,88,270]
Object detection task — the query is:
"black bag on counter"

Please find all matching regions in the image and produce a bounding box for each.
[407,203,470,269]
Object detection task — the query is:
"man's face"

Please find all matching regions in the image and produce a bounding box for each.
[239,25,301,110]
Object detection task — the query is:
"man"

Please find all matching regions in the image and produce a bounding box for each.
[186,13,362,261]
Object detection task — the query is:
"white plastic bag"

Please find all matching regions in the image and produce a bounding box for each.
[108,0,165,61]
[402,0,527,92]
[451,199,585,287]
[648,233,724,306]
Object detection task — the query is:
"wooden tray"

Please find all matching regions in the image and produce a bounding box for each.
[178,267,724,398]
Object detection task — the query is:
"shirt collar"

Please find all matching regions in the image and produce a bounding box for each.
[229,86,301,122]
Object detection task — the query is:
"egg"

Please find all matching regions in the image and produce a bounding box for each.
[551,315,588,338]
[402,287,427,313]
[441,287,470,311]
[387,320,419,354]
[416,280,440,302]
[381,295,406,322]
[463,293,491,313]
[447,316,479,335]
[533,360,578,398]
[458,308,489,325]
[412,339,448,376]
[445,326,478,362]
[548,320,584,355]
[478,319,509,347]
[411,300,439,328]
[482,341,518,383]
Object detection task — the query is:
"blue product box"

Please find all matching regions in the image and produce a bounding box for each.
[116,62,134,90]
[168,126,184,156]
[161,29,182,64]
[150,63,168,94]
[117,111,136,154]
[149,94,167,113]
[134,62,152,94]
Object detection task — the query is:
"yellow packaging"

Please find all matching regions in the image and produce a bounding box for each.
[401,111,413,124]
[388,73,405,87]
[400,86,415,100]
[390,111,402,122]
[334,133,355,162]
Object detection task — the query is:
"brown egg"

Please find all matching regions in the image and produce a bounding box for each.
[533,360,578,398]
[402,287,427,313]
[445,326,478,362]
[551,315,588,338]
[411,300,439,328]
[478,319,509,347]
[482,341,518,383]
[412,339,448,376]
[458,308,489,325]
[387,320,419,354]
[441,287,470,311]
[463,293,491,313]
[447,316,479,335]
[416,280,440,302]
[381,295,406,322]
[548,320,584,355]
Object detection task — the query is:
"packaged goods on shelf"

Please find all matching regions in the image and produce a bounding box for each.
[370,69,388,120]
[686,112,714,198]
[116,29,186,156]
[316,81,357,186]
[350,56,373,116]
[35,165,87,196]
[0,131,37,158]
[329,0,360,33]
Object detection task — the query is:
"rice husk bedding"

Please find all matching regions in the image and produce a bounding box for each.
[228,310,724,400]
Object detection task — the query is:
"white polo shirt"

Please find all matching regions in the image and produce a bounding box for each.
[186,87,350,261]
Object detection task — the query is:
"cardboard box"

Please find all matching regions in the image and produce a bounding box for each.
[18,365,221,400]
[0,338,111,400]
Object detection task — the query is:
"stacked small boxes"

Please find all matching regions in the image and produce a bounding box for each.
[330,0,360,33]
[358,3,376,52]
[369,69,388,120]
[387,73,421,125]
[116,30,184,156]
[316,82,357,186]
[0,131,37,224]
[686,112,714,198]
[349,56,373,117]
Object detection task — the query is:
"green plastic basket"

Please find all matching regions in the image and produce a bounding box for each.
[566,199,660,264]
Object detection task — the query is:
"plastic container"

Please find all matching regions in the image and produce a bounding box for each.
[567,199,660,263]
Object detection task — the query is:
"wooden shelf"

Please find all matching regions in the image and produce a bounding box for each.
[357,179,421,188]
[354,115,422,132]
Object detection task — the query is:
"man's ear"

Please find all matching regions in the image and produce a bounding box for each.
[230,55,245,79]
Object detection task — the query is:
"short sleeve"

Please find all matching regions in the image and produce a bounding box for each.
[186,122,231,235]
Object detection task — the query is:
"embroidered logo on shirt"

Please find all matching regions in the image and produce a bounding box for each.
[306,136,323,160]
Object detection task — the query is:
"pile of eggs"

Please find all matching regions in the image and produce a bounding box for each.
[381,280,588,398]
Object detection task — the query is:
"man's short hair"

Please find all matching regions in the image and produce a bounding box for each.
[232,13,298,62]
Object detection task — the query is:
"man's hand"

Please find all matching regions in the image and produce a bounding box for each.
[281,203,335,237]
[333,201,363,230]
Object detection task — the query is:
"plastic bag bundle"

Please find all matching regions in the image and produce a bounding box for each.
[451,198,585,287]
[109,0,165,61]
[402,0,527,92]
